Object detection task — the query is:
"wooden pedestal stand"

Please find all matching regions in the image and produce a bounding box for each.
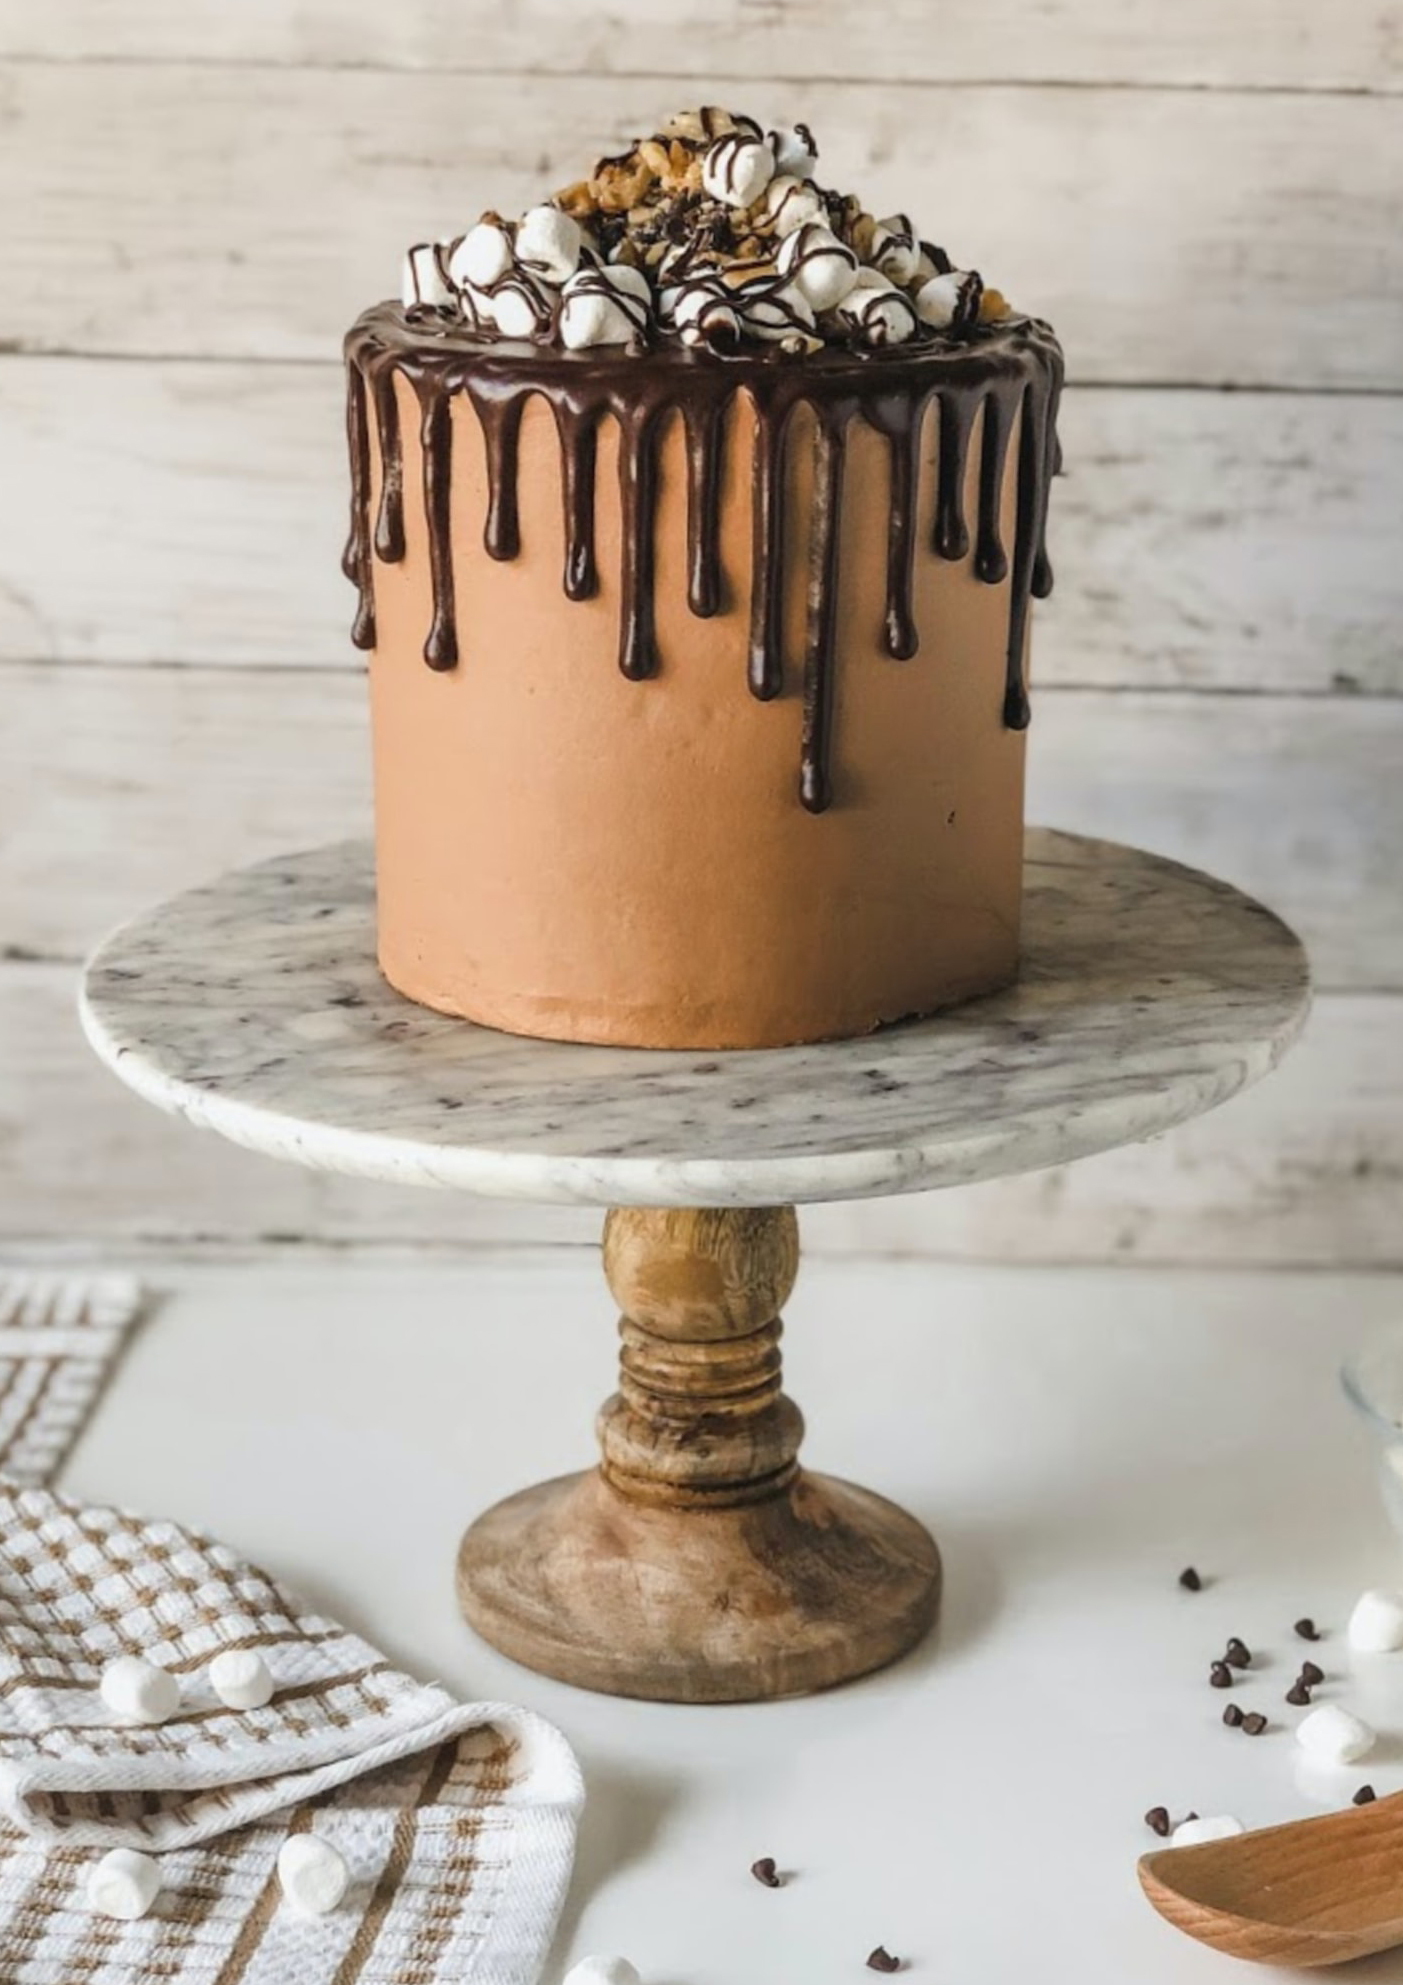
[457,1207,941,1702]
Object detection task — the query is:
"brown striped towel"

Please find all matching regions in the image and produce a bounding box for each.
[0,1273,582,1983]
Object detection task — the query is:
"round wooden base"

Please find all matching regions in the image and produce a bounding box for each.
[457,1465,942,1704]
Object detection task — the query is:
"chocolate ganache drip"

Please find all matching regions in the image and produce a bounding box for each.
[343,302,1063,813]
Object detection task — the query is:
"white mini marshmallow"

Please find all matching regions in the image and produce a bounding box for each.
[402,242,454,311]
[1169,1815,1245,1849]
[515,204,583,284]
[1349,1589,1403,1653]
[701,131,775,208]
[871,214,921,286]
[559,266,650,350]
[833,271,918,347]
[489,276,552,339]
[87,1848,162,1920]
[738,281,817,346]
[278,1834,350,1916]
[209,1648,274,1711]
[448,220,513,293]
[768,124,819,180]
[761,174,827,238]
[1295,1703,1377,1765]
[100,1656,180,1725]
[564,1960,641,1985]
[914,270,980,330]
[778,224,859,312]
[672,283,741,350]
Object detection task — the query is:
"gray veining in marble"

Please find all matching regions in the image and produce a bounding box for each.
[80,831,1311,1209]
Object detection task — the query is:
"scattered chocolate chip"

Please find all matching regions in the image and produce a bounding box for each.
[1285,1680,1313,1706]
[1222,1702,1244,1727]
[1300,1660,1325,1687]
[1354,1785,1377,1806]
[1210,1661,1234,1689]
[1241,1713,1268,1736]
[1144,1805,1172,1836]
[1224,1638,1252,1669]
[1295,1618,1321,1641]
[1184,1811,1200,1822]
[866,1948,901,1974]
[1179,1567,1203,1591]
[750,1857,782,1888]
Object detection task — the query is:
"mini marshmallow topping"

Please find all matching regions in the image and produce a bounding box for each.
[277,1834,350,1916]
[769,122,819,179]
[396,106,1017,356]
[448,220,514,293]
[701,130,776,209]
[1170,1815,1246,1849]
[100,1655,180,1725]
[563,1960,642,1985]
[1348,1589,1403,1653]
[209,1647,275,1711]
[87,1848,162,1921]
[515,204,584,285]
[1295,1703,1377,1765]
[778,223,860,313]
[402,242,454,312]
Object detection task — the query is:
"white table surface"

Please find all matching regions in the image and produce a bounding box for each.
[57,1248,1403,1985]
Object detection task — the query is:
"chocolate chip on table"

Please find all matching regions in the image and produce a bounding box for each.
[1354,1785,1378,1806]
[1144,1806,1172,1836]
[1210,1661,1235,1689]
[1285,1680,1313,1706]
[1300,1660,1325,1687]
[1294,1618,1321,1641]
[866,1949,901,1974]
[1241,1713,1268,1736]
[1179,1567,1203,1591]
[1222,1702,1245,1727]
[750,1857,782,1889]
[1224,1638,1252,1669]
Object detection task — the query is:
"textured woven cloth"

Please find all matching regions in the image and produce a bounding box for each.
[0,1274,583,1983]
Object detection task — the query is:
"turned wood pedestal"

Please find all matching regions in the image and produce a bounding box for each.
[458,1207,941,1700]
[81,832,1310,1703]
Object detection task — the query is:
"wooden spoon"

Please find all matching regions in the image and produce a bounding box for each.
[1139,1792,1403,1967]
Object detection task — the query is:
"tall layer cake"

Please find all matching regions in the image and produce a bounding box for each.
[344,108,1062,1049]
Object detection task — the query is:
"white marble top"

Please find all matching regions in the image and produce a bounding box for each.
[79,832,1310,1209]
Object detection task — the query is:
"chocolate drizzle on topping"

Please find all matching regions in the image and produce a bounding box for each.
[344,302,1062,811]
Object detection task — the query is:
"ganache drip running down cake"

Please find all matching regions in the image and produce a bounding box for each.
[343,107,1064,1049]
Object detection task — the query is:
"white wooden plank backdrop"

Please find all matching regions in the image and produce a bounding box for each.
[2,1,1399,1266]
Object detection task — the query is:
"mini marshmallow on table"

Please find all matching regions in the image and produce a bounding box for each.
[1295,1704,1377,1765]
[1171,1816,1245,1849]
[1349,1590,1403,1653]
[564,1959,642,1985]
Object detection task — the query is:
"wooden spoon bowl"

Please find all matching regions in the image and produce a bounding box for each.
[1140,1792,1403,1967]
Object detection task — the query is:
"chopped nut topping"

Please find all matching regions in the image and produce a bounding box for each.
[401,107,1013,355]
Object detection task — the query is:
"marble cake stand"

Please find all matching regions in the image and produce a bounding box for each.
[80,831,1309,1704]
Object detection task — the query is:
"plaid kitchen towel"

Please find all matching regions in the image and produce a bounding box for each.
[0,1273,583,1984]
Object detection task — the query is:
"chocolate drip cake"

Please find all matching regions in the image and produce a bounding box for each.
[344,107,1063,1049]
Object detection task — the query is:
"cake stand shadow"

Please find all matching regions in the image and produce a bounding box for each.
[80,829,1310,1703]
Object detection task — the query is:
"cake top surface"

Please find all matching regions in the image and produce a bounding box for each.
[398,105,1026,359]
